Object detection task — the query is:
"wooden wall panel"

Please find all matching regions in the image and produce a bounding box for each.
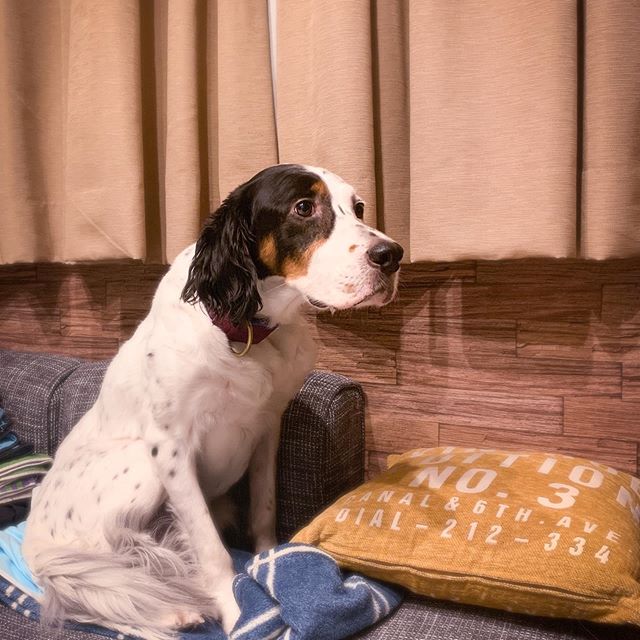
[437,425,638,475]
[624,365,640,401]
[564,397,640,441]
[1,258,639,476]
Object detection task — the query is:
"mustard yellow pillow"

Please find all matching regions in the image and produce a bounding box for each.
[293,446,640,625]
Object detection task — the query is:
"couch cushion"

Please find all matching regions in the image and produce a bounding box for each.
[355,597,640,640]
[53,360,109,446]
[0,604,111,640]
[0,351,81,454]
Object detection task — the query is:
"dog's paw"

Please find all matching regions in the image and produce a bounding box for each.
[161,610,205,629]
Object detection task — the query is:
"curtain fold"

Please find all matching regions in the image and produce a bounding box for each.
[275,0,378,228]
[0,1,146,264]
[406,1,577,261]
[582,0,640,259]
[0,0,276,264]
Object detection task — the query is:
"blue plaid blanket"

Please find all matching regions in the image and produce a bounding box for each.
[0,522,401,639]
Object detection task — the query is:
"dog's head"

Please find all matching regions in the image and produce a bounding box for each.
[182,164,403,324]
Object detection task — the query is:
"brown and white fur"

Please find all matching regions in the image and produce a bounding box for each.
[23,164,403,639]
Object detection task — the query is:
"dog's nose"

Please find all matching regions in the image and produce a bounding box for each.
[366,241,404,274]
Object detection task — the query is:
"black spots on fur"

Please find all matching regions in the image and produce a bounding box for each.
[169,469,176,478]
[91,483,97,492]
[130,497,136,505]
[97,494,101,504]
[113,473,119,481]
[50,528,54,538]
[66,508,73,521]
[151,446,159,457]
[44,500,49,509]
[147,352,154,358]
[123,467,129,474]
[134,483,141,490]
[163,424,170,431]
[172,449,178,458]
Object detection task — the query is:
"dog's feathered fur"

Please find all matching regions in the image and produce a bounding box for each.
[23,164,402,639]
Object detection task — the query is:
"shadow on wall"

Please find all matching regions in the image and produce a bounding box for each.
[311,258,640,476]
[0,258,639,473]
[0,263,167,359]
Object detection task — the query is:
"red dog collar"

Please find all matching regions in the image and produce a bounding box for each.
[209,313,278,355]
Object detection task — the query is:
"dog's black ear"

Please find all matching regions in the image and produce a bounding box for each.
[181,189,262,325]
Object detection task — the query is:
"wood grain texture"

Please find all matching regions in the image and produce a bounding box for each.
[517,320,640,363]
[564,397,640,441]
[438,424,638,474]
[367,451,391,477]
[366,411,439,453]
[0,258,639,475]
[623,365,640,402]
[602,284,640,326]
[477,259,640,285]
[364,383,563,434]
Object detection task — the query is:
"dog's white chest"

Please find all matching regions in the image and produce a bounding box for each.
[194,378,265,497]
[197,416,260,497]
[194,326,315,498]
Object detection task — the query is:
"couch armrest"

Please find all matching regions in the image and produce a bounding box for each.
[276,370,365,541]
[0,349,81,454]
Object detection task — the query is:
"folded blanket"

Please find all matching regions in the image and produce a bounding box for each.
[0,453,51,506]
[0,431,19,453]
[0,408,10,434]
[0,406,49,507]
[0,522,402,639]
[230,545,401,640]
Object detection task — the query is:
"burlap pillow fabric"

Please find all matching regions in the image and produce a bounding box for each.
[293,446,640,626]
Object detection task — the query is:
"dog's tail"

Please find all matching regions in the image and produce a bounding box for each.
[31,520,218,640]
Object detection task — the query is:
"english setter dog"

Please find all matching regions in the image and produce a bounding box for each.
[23,164,403,639]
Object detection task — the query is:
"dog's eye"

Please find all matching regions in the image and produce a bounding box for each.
[294,199,314,217]
[354,201,365,219]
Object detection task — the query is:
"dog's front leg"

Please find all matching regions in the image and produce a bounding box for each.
[151,440,240,633]
[249,413,281,553]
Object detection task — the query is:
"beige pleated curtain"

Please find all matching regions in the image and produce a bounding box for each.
[277,0,640,261]
[0,0,276,264]
[1,1,639,264]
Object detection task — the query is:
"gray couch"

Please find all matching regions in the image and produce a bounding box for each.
[0,349,635,640]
